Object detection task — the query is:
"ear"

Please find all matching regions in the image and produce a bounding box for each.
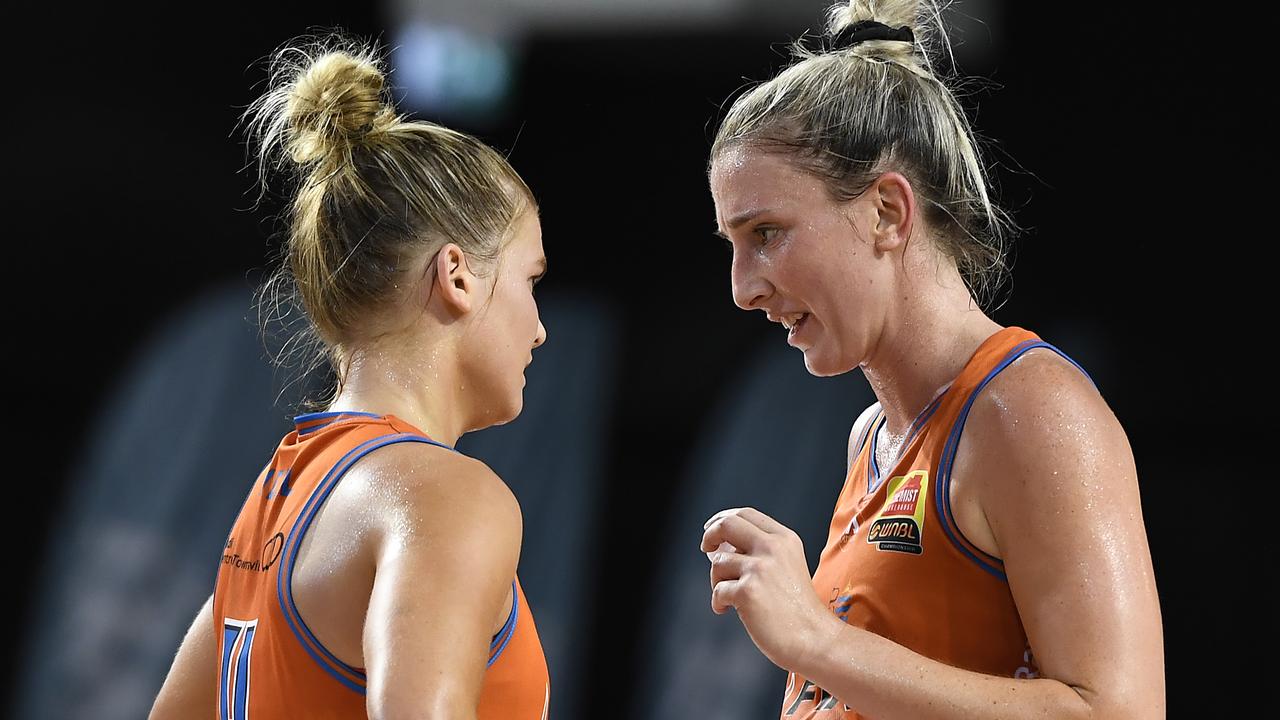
[869,171,916,253]
[431,243,479,315]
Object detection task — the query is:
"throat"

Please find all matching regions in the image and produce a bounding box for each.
[874,422,909,477]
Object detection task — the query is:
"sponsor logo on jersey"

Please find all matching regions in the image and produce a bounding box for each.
[222,532,285,574]
[867,470,928,555]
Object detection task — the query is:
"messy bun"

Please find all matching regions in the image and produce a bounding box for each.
[243,32,535,402]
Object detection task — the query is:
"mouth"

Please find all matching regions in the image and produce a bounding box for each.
[782,313,810,343]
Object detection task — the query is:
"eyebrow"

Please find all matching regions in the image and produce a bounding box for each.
[714,208,772,239]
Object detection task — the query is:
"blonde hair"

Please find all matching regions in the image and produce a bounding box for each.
[244,33,534,397]
[712,1,1013,307]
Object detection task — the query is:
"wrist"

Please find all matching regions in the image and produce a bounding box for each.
[792,608,848,680]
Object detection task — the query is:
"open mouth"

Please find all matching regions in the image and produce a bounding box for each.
[786,313,809,339]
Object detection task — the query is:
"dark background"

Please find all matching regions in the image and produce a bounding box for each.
[11,0,1239,717]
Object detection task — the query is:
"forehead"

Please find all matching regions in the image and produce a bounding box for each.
[506,210,544,259]
[710,145,827,225]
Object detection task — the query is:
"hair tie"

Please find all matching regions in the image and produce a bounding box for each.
[829,20,915,51]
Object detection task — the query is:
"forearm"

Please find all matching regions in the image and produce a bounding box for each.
[795,616,1107,720]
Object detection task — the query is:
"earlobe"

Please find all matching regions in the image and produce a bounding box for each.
[872,172,915,253]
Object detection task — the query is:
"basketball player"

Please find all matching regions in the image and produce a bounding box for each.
[700,2,1164,718]
[150,37,551,719]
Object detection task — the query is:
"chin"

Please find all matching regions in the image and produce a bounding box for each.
[495,391,525,426]
[801,347,859,378]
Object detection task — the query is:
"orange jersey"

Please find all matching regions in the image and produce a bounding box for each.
[780,327,1093,719]
[213,411,550,720]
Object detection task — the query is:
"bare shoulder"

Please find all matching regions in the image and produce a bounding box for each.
[346,441,523,540]
[967,346,1126,462]
[955,345,1141,553]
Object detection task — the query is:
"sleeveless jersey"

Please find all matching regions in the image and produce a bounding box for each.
[213,411,550,720]
[780,327,1093,718]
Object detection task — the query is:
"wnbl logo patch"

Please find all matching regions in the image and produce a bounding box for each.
[867,470,928,555]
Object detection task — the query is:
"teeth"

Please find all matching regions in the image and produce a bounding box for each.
[782,314,806,331]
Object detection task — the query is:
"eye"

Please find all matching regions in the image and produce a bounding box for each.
[755,226,779,246]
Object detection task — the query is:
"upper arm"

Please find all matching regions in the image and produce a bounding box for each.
[847,402,882,473]
[360,445,523,720]
[963,352,1164,718]
[150,593,216,720]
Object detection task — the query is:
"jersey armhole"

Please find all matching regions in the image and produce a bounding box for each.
[847,402,883,474]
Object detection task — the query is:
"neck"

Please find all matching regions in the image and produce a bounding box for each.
[860,263,1001,436]
[327,337,470,447]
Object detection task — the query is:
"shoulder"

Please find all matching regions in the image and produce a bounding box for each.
[970,346,1116,444]
[347,440,523,542]
[962,345,1134,509]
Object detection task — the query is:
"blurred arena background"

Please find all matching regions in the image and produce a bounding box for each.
[9,1,1239,718]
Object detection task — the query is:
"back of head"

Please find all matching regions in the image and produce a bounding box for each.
[712,1,1012,307]
[245,33,534,390]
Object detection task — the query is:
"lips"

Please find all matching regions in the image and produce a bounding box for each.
[787,313,808,337]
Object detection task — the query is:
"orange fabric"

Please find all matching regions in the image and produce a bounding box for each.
[781,327,1086,718]
[213,412,549,719]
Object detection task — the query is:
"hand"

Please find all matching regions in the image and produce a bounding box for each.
[701,507,837,671]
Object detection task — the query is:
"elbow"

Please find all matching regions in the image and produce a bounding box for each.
[1070,681,1165,720]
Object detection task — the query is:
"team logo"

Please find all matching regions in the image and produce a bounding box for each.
[261,532,285,572]
[866,470,928,555]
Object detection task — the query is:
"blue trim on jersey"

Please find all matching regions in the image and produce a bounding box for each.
[278,432,461,694]
[867,390,948,496]
[489,580,519,650]
[294,411,383,436]
[220,624,237,720]
[233,623,256,718]
[852,408,879,462]
[487,581,520,668]
[867,413,886,488]
[934,339,1096,582]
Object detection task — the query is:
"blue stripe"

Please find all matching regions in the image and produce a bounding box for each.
[278,433,461,693]
[233,624,255,717]
[220,625,237,720]
[865,412,885,489]
[489,580,519,649]
[867,389,950,496]
[487,584,519,668]
[294,411,384,435]
[934,340,1096,582]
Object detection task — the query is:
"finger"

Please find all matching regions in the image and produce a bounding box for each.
[703,507,741,530]
[732,506,792,535]
[704,507,789,535]
[705,540,737,560]
[710,577,742,615]
[701,513,765,554]
[708,548,748,585]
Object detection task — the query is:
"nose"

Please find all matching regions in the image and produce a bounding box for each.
[730,251,771,311]
[533,319,547,349]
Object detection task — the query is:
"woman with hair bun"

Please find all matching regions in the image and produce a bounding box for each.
[700,2,1164,718]
[151,35,550,720]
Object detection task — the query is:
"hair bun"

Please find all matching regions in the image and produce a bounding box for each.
[284,50,392,166]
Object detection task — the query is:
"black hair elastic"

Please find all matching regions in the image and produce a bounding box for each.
[829,20,915,51]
